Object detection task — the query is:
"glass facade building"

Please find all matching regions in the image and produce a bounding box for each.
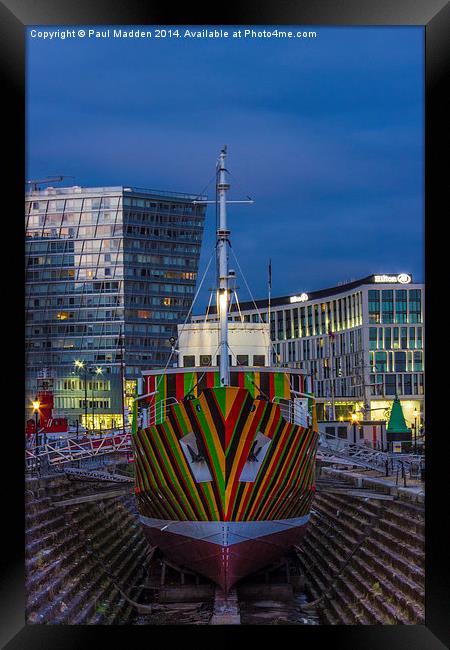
[25,185,206,426]
[194,274,424,426]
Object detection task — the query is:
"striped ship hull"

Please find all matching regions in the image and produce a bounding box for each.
[133,385,318,592]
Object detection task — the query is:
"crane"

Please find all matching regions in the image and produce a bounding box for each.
[26,176,75,191]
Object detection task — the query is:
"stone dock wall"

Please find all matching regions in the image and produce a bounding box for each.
[25,468,425,625]
[26,471,147,625]
[295,470,425,624]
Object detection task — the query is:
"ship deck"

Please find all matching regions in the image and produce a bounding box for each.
[141,365,307,377]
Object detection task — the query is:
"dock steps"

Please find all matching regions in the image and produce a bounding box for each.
[63,467,134,483]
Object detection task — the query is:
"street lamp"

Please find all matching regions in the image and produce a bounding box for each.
[32,400,40,444]
[413,408,418,454]
[32,400,40,471]
[351,412,358,444]
[74,360,102,433]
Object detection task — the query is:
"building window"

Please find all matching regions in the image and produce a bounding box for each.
[418,374,424,395]
[394,351,406,372]
[392,327,400,349]
[285,310,292,339]
[199,355,212,366]
[395,289,407,323]
[401,327,408,349]
[417,327,422,349]
[375,351,387,373]
[277,312,285,340]
[409,289,422,323]
[183,355,195,367]
[381,290,394,324]
[384,328,391,350]
[369,328,377,350]
[368,290,380,324]
[385,374,396,395]
[253,355,265,367]
[325,427,336,439]
[404,374,412,394]
[413,351,423,371]
[236,355,249,366]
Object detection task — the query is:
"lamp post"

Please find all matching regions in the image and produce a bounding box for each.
[351,412,358,444]
[74,359,88,430]
[32,399,40,446]
[74,361,102,433]
[91,366,103,432]
[32,400,40,473]
[413,408,418,454]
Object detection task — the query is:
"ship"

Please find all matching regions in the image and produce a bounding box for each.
[132,147,319,592]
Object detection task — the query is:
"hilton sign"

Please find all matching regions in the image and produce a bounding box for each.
[290,293,309,303]
[374,274,412,284]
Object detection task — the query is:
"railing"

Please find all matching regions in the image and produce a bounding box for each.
[318,433,425,477]
[272,397,311,427]
[148,397,179,426]
[25,431,131,470]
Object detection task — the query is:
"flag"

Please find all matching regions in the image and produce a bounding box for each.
[268,259,272,290]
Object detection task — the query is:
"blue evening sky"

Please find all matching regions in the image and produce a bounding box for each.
[26,26,424,311]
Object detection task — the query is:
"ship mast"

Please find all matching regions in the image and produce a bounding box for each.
[217,147,231,386]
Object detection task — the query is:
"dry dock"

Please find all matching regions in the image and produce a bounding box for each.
[25,461,424,625]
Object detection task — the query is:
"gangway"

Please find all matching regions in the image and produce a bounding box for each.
[25,431,132,470]
[317,433,424,474]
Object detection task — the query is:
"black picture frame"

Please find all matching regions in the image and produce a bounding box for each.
[1,1,448,647]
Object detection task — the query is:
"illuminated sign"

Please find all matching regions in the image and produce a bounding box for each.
[290,293,309,303]
[374,274,411,284]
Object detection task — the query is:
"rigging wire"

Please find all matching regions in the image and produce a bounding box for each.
[204,289,214,323]
[233,289,244,323]
[229,246,279,366]
[226,168,253,203]
[145,248,216,409]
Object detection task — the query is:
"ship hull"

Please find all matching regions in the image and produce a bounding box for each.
[133,382,318,591]
[139,515,309,592]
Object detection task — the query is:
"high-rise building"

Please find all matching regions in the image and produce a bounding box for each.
[25,184,206,428]
[193,274,424,428]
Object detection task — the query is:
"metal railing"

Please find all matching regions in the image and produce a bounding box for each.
[25,431,131,470]
[317,432,425,477]
[148,397,179,426]
[272,397,310,427]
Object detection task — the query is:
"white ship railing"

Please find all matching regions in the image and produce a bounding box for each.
[149,397,179,426]
[271,397,311,427]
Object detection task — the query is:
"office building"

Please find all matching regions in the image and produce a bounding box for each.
[193,274,424,428]
[25,184,206,427]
